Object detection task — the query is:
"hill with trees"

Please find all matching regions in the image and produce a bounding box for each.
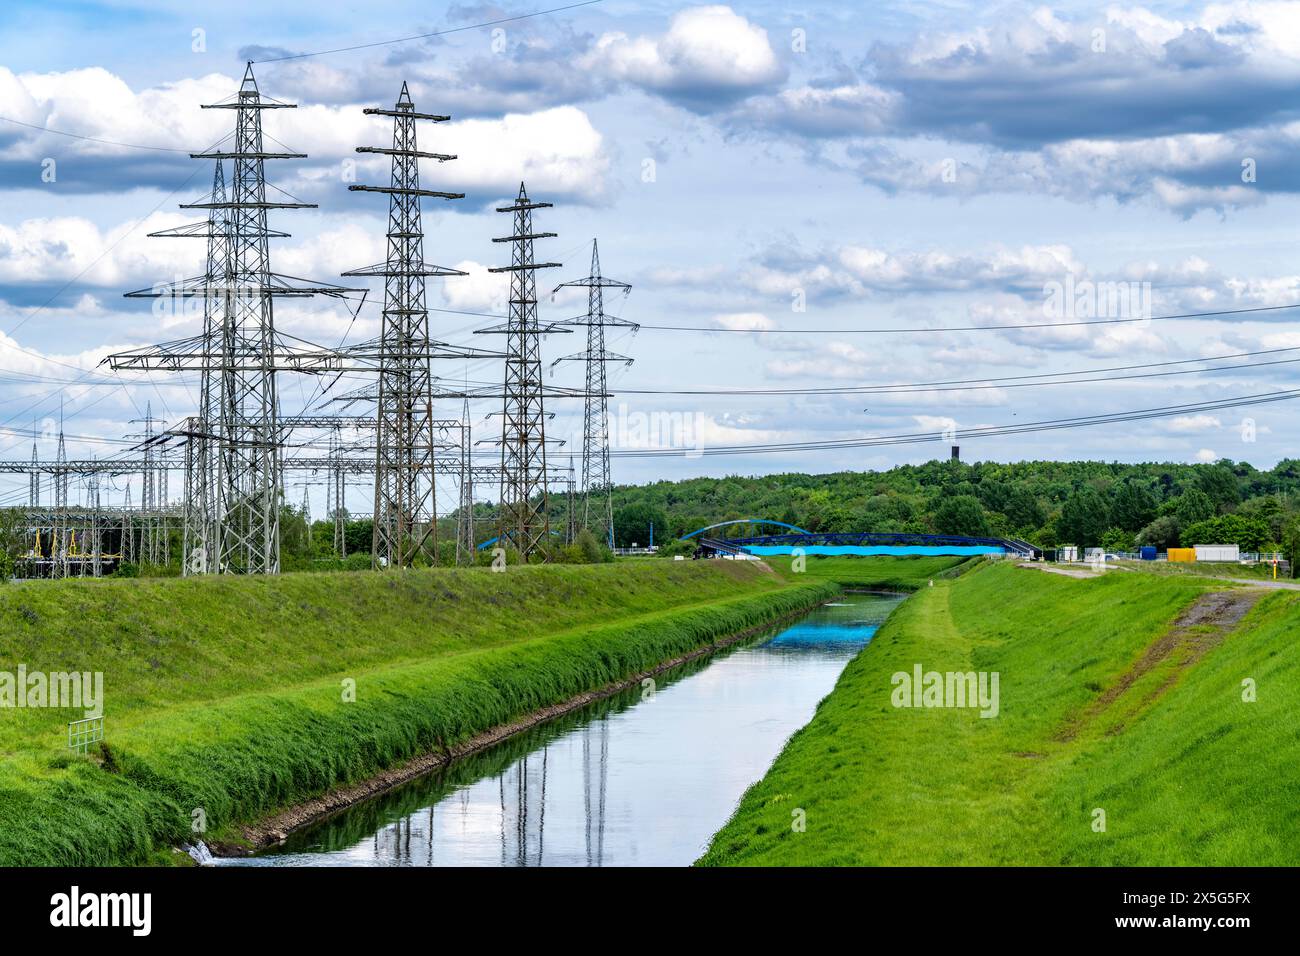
[606,457,1300,559]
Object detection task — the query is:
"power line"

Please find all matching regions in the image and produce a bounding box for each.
[631,302,1300,334]
[417,300,1300,336]
[601,387,1300,459]
[0,115,192,153]
[255,0,607,63]
[610,346,1300,396]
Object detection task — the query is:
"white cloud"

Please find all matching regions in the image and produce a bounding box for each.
[582,5,784,108]
[0,67,612,203]
[1167,414,1223,432]
[440,260,507,314]
[712,311,774,331]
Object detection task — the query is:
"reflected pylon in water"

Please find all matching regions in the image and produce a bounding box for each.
[499,747,549,865]
[373,813,418,864]
[583,717,609,866]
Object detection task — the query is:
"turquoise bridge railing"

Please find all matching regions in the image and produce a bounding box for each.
[696,531,1037,558]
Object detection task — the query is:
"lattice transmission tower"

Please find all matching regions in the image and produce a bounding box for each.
[344,82,467,569]
[456,397,475,565]
[483,183,563,559]
[175,160,231,575]
[552,240,635,547]
[124,63,342,574]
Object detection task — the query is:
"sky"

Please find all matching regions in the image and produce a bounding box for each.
[2,0,1300,517]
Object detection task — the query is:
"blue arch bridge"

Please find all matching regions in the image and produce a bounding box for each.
[683,520,1037,559]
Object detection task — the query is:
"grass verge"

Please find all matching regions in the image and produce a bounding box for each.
[700,561,1297,865]
[0,561,833,865]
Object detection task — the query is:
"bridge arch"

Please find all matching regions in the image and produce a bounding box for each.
[681,519,812,540]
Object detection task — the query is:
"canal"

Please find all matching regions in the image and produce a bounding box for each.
[216,591,904,867]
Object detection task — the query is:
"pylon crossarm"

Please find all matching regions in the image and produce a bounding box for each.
[180,200,316,209]
[347,185,465,200]
[488,262,562,273]
[356,146,457,161]
[189,151,307,160]
[147,221,291,239]
[362,108,450,121]
[474,321,572,336]
[342,260,468,278]
[493,232,558,243]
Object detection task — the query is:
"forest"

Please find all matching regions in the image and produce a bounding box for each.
[604,457,1300,558]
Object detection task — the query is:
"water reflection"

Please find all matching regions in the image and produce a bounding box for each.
[220,593,903,868]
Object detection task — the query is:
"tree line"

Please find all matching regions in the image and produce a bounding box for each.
[607,457,1300,562]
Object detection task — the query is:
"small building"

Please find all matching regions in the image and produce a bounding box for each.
[1167,548,1196,562]
[1194,544,1240,563]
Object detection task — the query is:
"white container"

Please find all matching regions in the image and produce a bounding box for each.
[1194,544,1240,563]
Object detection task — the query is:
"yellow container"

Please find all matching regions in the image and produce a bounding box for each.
[1167,548,1196,563]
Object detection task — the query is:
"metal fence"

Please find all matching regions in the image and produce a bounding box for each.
[68,715,104,754]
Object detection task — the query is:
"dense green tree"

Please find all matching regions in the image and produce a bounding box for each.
[1002,487,1045,530]
[1181,514,1272,551]
[280,505,311,560]
[1239,495,1286,541]
[1136,515,1180,550]
[1058,487,1110,547]
[1101,527,1134,553]
[1173,488,1215,526]
[1282,517,1300,578]
[613,502,668,548]
[931,495,992,537]
[1196,464,1241,511]
[1109,481,1157,532]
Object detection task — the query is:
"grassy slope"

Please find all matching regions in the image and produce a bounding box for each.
[765,554,972,589]
[700,561,1299,865]
[0,561,833,865]
[1111,559,1285,582]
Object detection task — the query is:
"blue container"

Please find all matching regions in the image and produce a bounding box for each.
[1140,546,1157,561]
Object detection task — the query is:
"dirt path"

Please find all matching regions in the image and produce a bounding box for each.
[1053,588,1267,743]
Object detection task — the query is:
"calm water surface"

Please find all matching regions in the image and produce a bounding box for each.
[217,592,903,867]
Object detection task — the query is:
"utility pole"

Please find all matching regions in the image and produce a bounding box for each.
[345,82,467,570]
[484,183,562,560]
[552,239,635,549]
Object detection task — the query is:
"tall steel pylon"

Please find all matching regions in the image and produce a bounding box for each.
[28,424,38,508]
[552,240,635,547]
[344,82,467,569]
[129,403,166,565]
[210,64,289,574]
[126,63,335,573]
[484,183,562,559]
[456,398,475,565]
[53,408,68,578]
[178,161,230,575]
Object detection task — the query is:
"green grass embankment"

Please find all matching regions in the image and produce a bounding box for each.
[766,554,974,589]
[0,561,834,865]
[700,561,1299,865]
